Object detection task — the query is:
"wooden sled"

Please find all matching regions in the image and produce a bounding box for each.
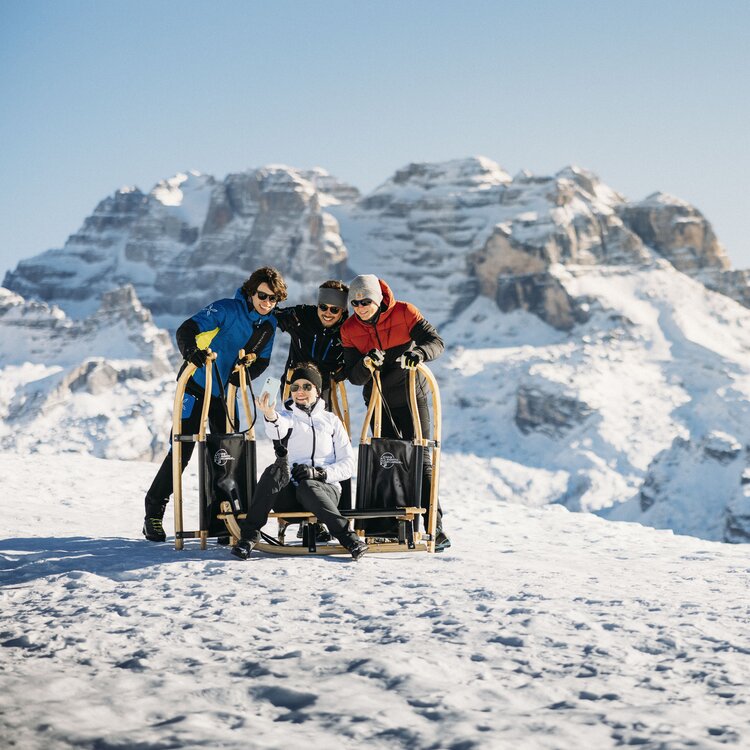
[172,348,258,550]
[220,362,442,556]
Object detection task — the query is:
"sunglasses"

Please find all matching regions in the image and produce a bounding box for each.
[290,383,315,392]
[318,303,341,314]
[255,290,278,303]
[351,298,374,308]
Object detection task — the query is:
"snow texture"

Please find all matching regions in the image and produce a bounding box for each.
[1,453,749,749]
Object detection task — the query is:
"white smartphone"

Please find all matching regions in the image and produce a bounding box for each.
[259,376,281,405]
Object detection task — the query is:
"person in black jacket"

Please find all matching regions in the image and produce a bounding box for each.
[274,280,350,542]
[274,280,349,408]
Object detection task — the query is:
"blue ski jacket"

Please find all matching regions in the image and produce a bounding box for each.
[188,289,277,396]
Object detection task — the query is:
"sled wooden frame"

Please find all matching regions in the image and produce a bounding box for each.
[172,348,258,550]
[228,361,442,556]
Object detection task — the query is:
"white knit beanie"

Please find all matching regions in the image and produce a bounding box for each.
[348,274,383,306]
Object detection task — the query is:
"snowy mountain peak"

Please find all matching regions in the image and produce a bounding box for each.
[382,155,512,193]
[150,170,212,211]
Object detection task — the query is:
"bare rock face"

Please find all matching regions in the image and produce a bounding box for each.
[4,168,358,326]
[515,385,595,436]
[472,227,595,329]
[618,192,730,274]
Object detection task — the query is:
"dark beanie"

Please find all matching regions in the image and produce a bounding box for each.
[290,365,323,392]
[318,285,348,309]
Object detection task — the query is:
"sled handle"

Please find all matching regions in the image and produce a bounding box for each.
[282,367,293,401]
[329,378,351,437]
[417,362,442,551]
[226,349,257,438]
[172,348,216,550]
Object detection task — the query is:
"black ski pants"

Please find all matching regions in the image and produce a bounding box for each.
[146,389,226,507]
[241,479,354,544]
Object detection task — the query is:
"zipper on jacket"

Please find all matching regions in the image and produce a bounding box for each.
[309,412,317,466]
[311,334,317,359]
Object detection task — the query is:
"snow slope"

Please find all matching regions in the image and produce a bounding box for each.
[1,452,749,750]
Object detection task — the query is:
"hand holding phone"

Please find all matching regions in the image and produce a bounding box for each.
[259,376,281,407]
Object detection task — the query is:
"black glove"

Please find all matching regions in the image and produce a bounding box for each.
[291,464,327,483]
[228,366,250,387]
[364,348,385,369]
[185,347,207,368]
[401,349,423,370]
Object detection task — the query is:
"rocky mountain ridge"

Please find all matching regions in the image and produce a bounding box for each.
[5,157,748,330]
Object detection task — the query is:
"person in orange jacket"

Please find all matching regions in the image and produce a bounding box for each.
[340,274,450,550]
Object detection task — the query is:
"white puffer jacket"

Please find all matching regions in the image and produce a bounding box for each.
[264,398,354,487]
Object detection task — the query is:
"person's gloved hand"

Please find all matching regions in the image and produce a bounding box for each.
[185,347,207,368]
[291,463,327,483]
[228,366,250,387]
[364,349,385,369]
[400,349,423,370]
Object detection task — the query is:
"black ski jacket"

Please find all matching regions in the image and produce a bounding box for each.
[275,304,347,386]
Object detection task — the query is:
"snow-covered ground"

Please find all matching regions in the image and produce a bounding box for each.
[2,452,749,749]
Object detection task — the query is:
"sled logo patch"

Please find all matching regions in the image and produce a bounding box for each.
[214,449,234,466]
[379,452,402,469]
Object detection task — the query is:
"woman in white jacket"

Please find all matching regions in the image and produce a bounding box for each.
[231,362,368,561]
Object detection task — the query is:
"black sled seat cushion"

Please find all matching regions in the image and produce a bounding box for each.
[355,438,424,535]
[201,433,257,537]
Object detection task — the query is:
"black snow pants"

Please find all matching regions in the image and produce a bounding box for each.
[240,478,355,544]
[145,387,226,507]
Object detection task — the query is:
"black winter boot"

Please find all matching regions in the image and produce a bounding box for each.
[143,498,167,542]
[434,516,451,552]
[231,532,261,560]
[342,533,368,561]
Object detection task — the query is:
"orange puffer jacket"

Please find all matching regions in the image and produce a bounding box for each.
[341,279,444,408]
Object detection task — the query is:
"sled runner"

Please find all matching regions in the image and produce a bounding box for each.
[221,362,442,556]
[172,348,258,550]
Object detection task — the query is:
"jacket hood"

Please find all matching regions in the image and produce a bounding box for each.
[378,279,396,314]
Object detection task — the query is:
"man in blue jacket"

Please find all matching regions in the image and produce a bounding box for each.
[142,266,287,542]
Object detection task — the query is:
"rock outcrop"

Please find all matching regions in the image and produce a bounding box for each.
[515,384,595,436]
[4,168,358,326]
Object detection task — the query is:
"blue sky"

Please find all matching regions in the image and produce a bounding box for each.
[1,0,748,276]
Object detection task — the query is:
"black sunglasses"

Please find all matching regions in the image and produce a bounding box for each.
[290,383,315,392]
[255,290,278,303]
[318,303,341,314]
[351,298,374,308]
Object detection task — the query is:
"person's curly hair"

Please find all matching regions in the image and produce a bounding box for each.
[319,279,348,295]
[241,267,288,302]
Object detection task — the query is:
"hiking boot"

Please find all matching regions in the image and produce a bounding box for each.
[348,540,369,561]
[231,533,260,560]
[143,516,166,542]
[434,530,451,552]
[342,534,368,561]
[315,523,333,543]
